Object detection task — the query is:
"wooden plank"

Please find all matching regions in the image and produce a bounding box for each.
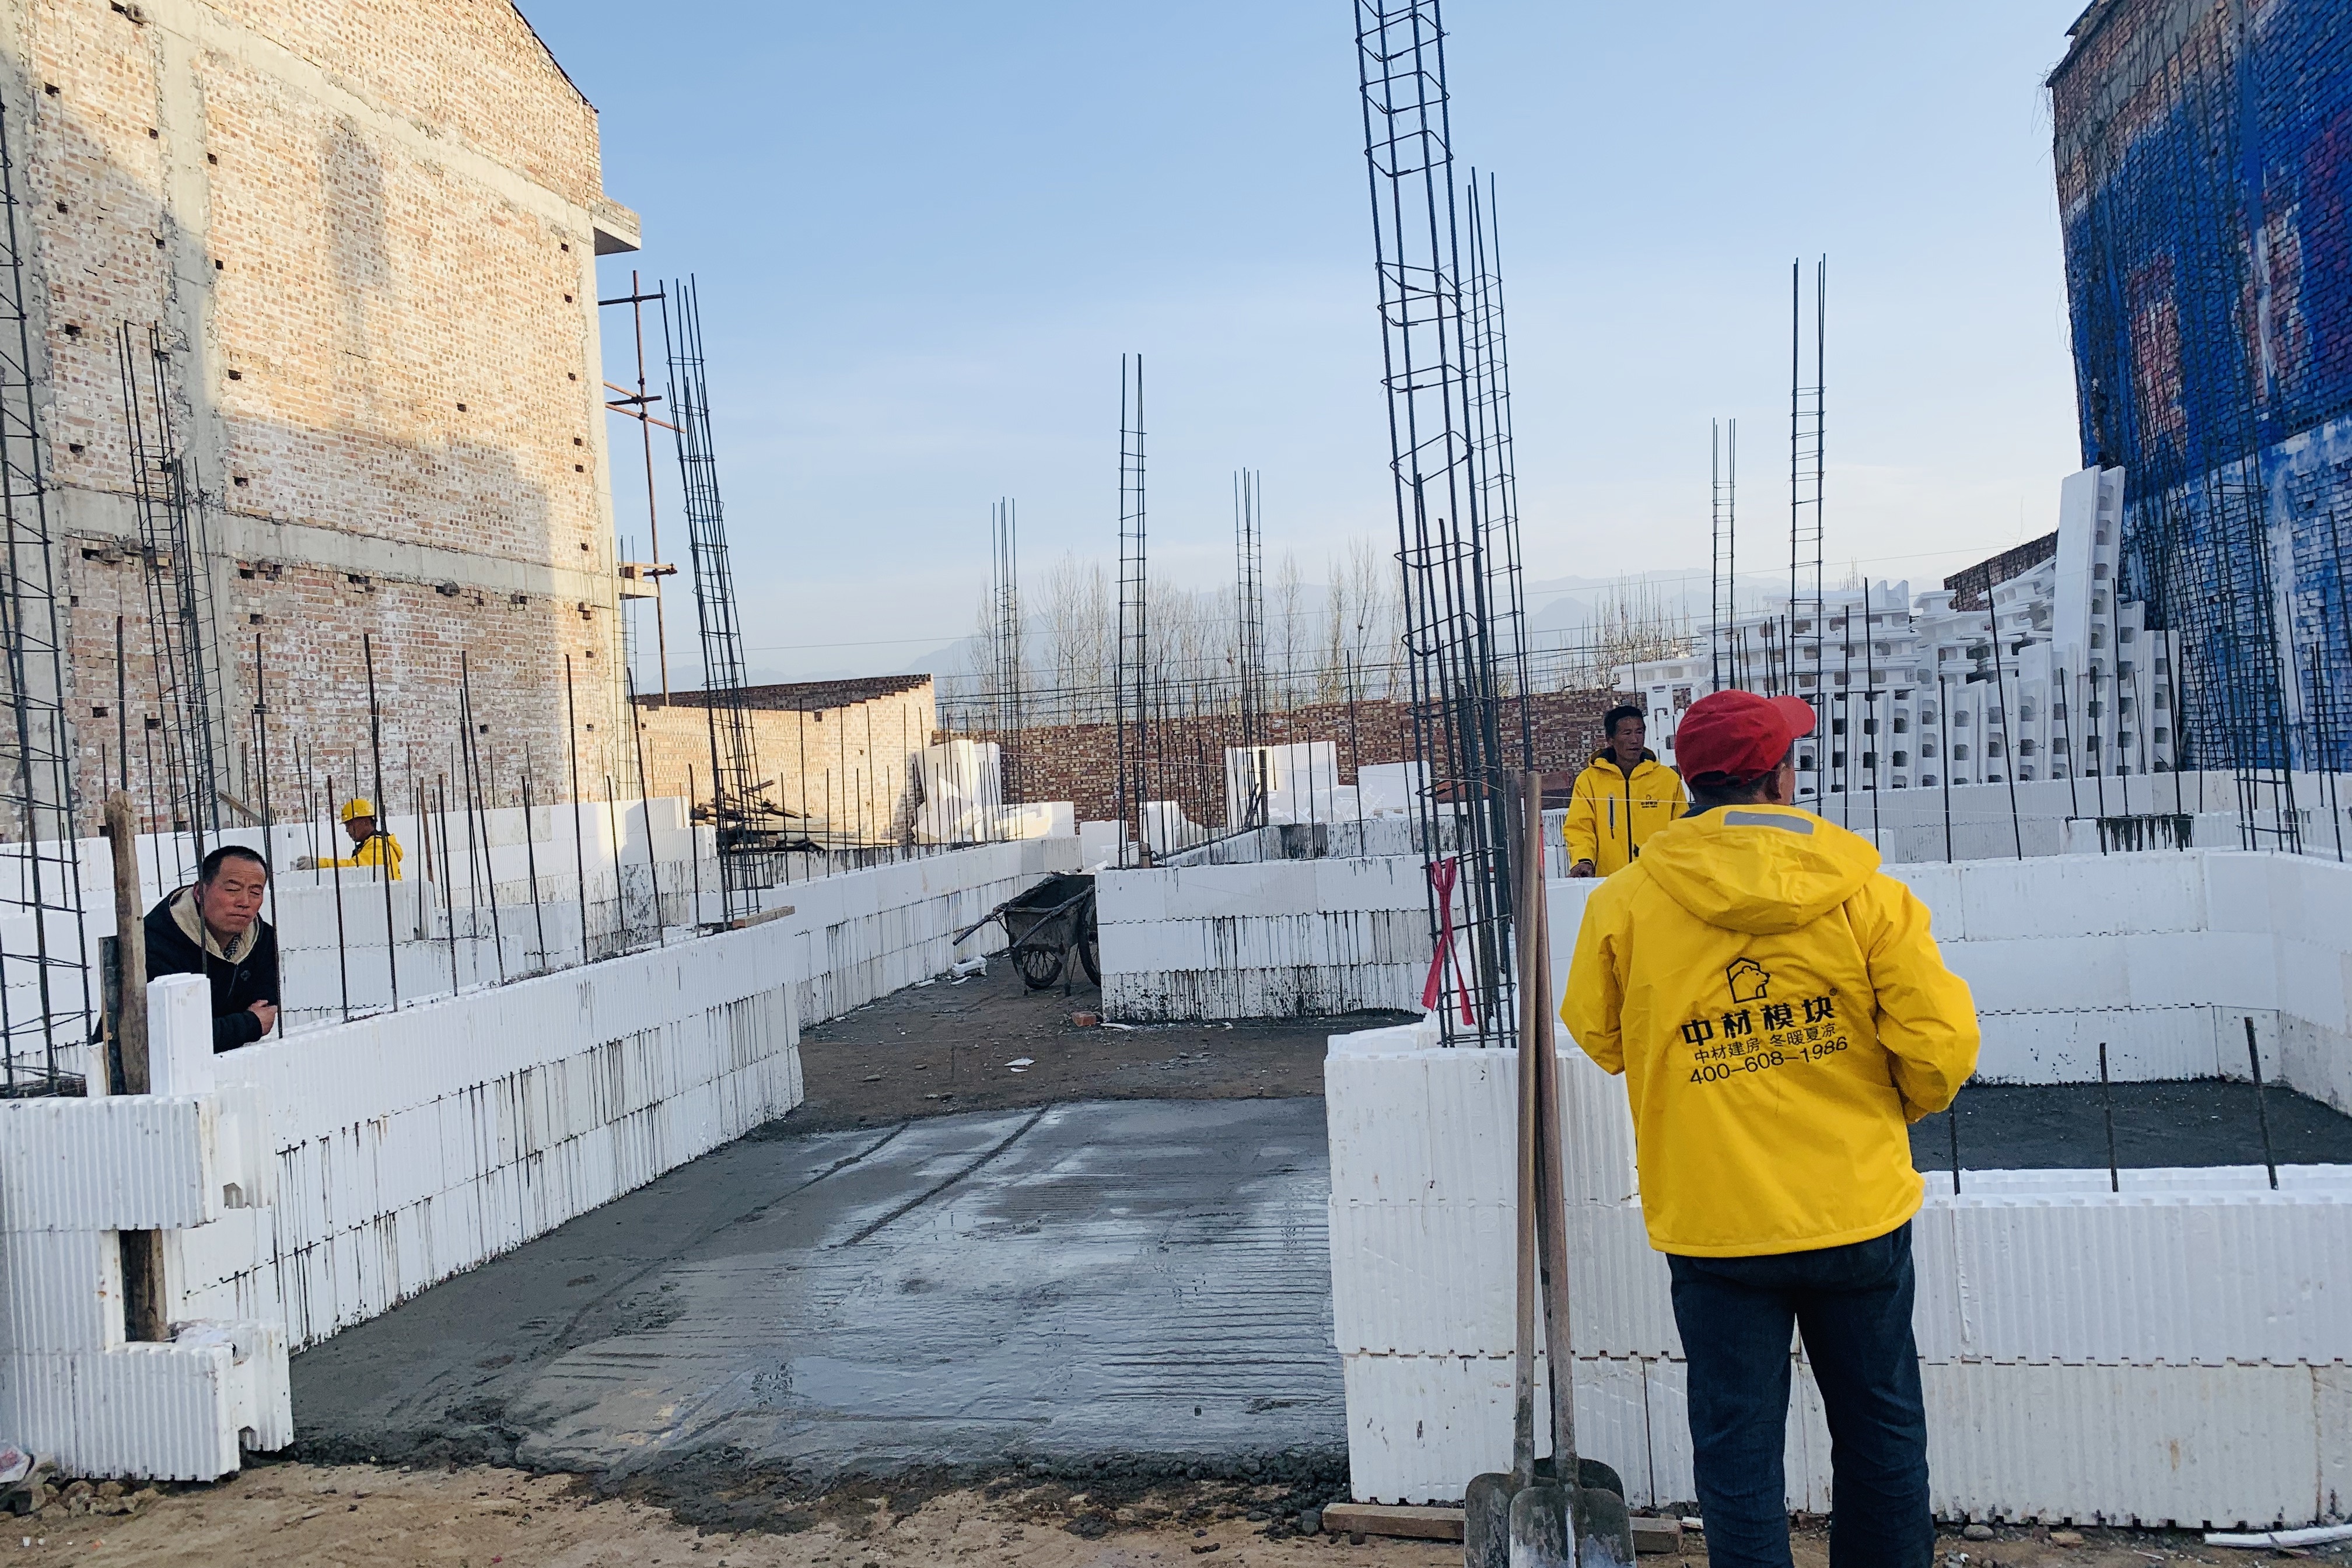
[1319,1503,1463,1542]
[1633,1515,1684,1555]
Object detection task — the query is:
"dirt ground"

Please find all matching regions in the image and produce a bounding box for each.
[11,1460,2327,1567]
[783,961,1406,1133]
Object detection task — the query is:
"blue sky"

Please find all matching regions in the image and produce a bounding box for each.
[527,2,2089,685]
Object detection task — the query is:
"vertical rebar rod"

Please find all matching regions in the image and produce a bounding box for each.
[1995,643,2024,860]
[363,635,398,1009]
[521,766,547,972]
[254,632,279,942]
[2245,1014,2277,1190]
[687,762,704,923]
[458,656,505,983]
[438,774,460,991]
[2098,1040,2119,1193]
[625,663,664,942]
[1947,1097,1961,1196]
[565,656,591,965]
[326,770,350,1022]
[604,774,627,948]
[1938,675,1954,862]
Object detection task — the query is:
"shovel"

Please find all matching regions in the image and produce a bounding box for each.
[1462,821,1545,1568]
[1507,772,1637,1568]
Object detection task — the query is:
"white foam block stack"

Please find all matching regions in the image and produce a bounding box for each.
[0,975,292,1482]
[1332,855,2352,1527]
[1097,856,1430,1020]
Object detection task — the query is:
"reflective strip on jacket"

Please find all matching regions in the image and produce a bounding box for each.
[1560,751,1685,876]
[321,830,404,881]
[1560,803,1979,1257]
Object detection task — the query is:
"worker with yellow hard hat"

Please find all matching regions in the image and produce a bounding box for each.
[295,797,405,880]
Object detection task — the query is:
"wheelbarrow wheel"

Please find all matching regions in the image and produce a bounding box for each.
[1077,905,1101,985]
[1014,943,1066,991]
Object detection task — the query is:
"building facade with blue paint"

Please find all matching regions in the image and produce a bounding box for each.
[2052,0,2352,774]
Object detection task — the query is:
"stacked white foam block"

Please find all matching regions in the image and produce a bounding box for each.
[1334,850,2352,1527]
[1874,851,2352,1110]
[1098,856,1429,1020]
[0,975,292,1481]
[0,836,1073,1479]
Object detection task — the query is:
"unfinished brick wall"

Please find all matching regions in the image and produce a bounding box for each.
[977,689,1619,827]
[10,0,634,833]
[634,677,939,841]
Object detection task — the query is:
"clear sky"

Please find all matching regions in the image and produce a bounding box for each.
[524,2,2090,686]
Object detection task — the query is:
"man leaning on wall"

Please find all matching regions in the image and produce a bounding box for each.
[145,844,282,1051]
[1560,688,1980,1568]
[1562,702,1685,877]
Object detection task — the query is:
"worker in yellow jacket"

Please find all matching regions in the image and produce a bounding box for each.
[1562,704,1685,876]
[297,797,405,880]
[1561,688,1978,1568]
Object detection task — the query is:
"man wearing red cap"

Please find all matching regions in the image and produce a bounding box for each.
[1561,688,1979,1568]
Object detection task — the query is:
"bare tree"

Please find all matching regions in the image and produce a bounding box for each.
[1566,576,1690,691]
[1324,537,1399,701]
[1269,551,1304,709]
[1040,554,1112,721]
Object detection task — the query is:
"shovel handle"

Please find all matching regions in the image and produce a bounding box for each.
[1509,774,1542,1485]
[1524,771,1580,1470]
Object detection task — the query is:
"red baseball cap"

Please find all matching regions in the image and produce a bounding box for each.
[1673,690,1817,784]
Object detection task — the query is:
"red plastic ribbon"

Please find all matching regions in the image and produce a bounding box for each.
[1420,855,1476,1026]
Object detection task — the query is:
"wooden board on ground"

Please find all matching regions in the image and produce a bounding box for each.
[1320,1502,1464,1541]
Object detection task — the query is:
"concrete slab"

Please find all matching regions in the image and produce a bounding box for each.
[289,1097,1345,1486]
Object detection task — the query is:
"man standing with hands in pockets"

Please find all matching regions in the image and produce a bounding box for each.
[1561,689,1979,1568]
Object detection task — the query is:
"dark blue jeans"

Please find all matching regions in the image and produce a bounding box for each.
[1667,1223,1931,1568]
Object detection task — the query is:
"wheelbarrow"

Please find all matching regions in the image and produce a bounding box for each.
[952,872,1100,991]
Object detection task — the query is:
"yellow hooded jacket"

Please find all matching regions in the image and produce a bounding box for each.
[1561,750,1685,876]
[1561,803,1978,1257]
[320,830,404,881]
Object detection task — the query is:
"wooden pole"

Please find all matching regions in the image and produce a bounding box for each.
[105,790,148,1092]
[106,788,168,1340]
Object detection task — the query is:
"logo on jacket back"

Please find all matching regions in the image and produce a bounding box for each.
[1726,958,1769,1003]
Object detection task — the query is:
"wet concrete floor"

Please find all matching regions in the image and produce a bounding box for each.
[290,1073,2352,1496]
[291,1097,1343,1487]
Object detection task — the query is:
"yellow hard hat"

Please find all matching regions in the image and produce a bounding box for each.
[341,798,377,822]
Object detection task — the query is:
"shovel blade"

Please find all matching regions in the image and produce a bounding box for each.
[1507,1481,1638,1568]
[1464,1470,1517,1568]
[1570,1484,1639,1568]
[1507,1482,1573,1568]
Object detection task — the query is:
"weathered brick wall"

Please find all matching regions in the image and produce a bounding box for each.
[975,689,1619,827]
[634,677,939,842]
[9,0,634,833]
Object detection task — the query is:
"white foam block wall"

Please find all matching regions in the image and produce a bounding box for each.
[1098,856,1429,1020]
[0,836,1076,1480]
[1329,855,2352,1528]
[1535,849,2350,1105]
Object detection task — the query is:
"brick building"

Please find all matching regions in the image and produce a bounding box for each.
[982,688,1617,829]
[634,676,936,843]
[14,0,639,830]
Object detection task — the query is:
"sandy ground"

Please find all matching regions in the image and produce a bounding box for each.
[12,1461,2326,1567]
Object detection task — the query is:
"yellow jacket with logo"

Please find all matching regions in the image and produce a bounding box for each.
[321,830,404,881]
[1560,803,1978,1257]
[1561,751,1685,876]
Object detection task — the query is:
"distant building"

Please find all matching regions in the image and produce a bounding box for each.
[2049,0,2352,771]
[1623,468,2179,796]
